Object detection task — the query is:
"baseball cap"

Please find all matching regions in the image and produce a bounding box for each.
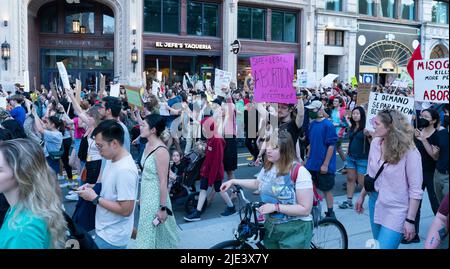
[305,100,323,110]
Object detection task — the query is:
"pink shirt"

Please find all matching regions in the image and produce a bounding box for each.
[73,117,86,139]
[369,137,423,233]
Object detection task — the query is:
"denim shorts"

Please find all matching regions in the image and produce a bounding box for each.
[346,155,368,175]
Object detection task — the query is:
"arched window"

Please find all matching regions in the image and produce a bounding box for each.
[430,44,449,59]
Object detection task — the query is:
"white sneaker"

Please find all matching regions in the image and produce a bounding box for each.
[59,183,70,188]
[68,190,76,195]
[65,193,79,201]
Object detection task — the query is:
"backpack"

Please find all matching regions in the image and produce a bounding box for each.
[290,163,323,226]
[63,211,98,249]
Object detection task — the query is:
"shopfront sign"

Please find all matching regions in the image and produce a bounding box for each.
[155,42,212,50]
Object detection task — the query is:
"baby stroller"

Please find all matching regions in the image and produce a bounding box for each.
[169,141,208,214]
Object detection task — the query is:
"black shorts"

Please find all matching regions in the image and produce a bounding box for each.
[200,177,222,192]
[223,137,238,171]
[310,171,335,192]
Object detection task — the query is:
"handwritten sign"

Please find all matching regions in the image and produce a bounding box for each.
[297,69,307,88]
[365,92,415,132]
[56,62,71,90]
[414,58,449,103]
[214,68,232,97]
[110,83,120,97]
[356,83,372,105]
[125,85,143,107]
[250,54,296,104]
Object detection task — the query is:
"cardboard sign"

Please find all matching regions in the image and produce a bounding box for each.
[152,81,160,96]
[250,54,296,104]
[296,69,307,88]
[414,58,449,103]
[56,62,71,90]
[23,71,30,93]
[356,83,372,105]
[214,68,232,97]
[75,79,81,104]
[125,85,143,107]
[365,92,415,132]
[110,83,120,97]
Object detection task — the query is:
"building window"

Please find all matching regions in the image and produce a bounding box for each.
[144,0,180,34]
[103,14,115,34]
[401,0,415,20]
[238,7,266,40]
[65,12,95,34]
[379,0,397,18]
[432,1,449,24]
[40,5,58,33]
[271,11,297,43]
[326,0,343,12]
[187,1,218,37]
[359,0,376,16]
[325,30,344,46]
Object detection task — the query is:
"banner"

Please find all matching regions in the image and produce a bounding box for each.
[356,83,372,105]
[214,68,232,97]
[110,83,120,97]
[365,92,415,132]
[125,85,143,107]
[296,69,307,88]
[23,71,30,93]
[56,62,71,91]
[413,58,449,103]
[250,54,296,104]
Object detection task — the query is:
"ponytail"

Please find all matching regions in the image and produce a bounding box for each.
[48,116,65,135]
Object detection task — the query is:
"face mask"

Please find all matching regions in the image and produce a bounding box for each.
[309,111,319,119]
[417,118,430,128]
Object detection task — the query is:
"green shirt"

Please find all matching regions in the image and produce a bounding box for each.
[0,206,51,249]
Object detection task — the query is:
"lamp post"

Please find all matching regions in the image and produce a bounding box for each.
[1,40,10,71]
[131,46,138,73]
[80,25,86,34]
[72,19,80,33]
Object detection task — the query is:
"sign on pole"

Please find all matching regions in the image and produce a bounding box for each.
[356,83,372,105]
[110,83,120,98]
[296,69,307,88]
[365,92,415,132]
[23,71,30,93]
[251,54,296,104]
[214,68,232,97]
[124,85,143,108]
[413,58,449,103]
[56,62,71,90]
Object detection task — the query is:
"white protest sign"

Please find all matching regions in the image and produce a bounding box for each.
[56,62,71,90]
[159,102,170,116]
[414,58,449,103]
[157,71,163,82]
[365,92,415,132]
[110,83,120,97]
[23,71,30,93]
[297,69,307,87]
[195,81,204,91]
[0,97,7,109]
[391,79,409,88]
[152,81,160,96]
[214,68,232,97]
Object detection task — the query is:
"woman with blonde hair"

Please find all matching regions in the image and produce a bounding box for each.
[0,139,67,249]
[355,109,423,249]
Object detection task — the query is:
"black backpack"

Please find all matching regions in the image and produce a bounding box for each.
[63,211,98,249]
[78,136,89,162]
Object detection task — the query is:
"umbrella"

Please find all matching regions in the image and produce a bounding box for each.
[320,74,339,88]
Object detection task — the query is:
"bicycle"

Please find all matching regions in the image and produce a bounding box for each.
[210,186,348,249]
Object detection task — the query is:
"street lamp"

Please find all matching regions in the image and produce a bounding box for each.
[131,46,138,73]
[72,19,80,33]
[80,25,86,34]
[1,39,10,70]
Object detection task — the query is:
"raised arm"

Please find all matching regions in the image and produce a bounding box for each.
[64,87,90,124]
[31,107,45,134]
[295,97,305,129]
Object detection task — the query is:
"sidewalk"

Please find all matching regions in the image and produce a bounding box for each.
[171,192,437,249]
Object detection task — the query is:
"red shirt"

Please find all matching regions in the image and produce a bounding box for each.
[200,136,226,186]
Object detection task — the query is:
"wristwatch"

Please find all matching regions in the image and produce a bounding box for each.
[92,195,101,205]
[159,205,167,211]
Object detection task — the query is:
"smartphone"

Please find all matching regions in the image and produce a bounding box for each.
[152,217,161,227]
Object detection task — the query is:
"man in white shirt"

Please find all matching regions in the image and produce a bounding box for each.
[76,120,139,249]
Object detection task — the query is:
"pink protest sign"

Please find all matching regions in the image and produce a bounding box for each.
[250,53,296,104]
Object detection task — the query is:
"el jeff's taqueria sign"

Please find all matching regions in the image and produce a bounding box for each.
[156,42,212,50]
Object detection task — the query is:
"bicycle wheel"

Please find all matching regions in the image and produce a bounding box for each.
[310,217,348,249]
[210,240,253,249]
[184,192,208,214]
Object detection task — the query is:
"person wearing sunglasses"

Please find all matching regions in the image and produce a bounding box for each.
[355,109,423,249]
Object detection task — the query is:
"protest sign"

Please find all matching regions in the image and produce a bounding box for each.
[183,75,189,91]
[99,74,106,97]
[56,62,71,90]
[152,81,160,96]
[49,82,59,104]
[214,68,232,97]
[195,81,204,91]
[205,80,211,90]
[159,102,170,116]
[414,58,449,103]
[296,69,307,88]
[125,85,143,107]
[365,92,415,132]
[356,83,372,105]
[391,79,409,88]
[23,71,30,93]
[351,76,358,88]
[157,71,163,82]
[250,54,296,104]
[75,79,81,103]
[110,83,120,97]
[0,97,7,109]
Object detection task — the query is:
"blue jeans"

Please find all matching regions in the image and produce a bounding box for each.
[92,233,127,249]
[46,157,60,175]
[368,192,403,249]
